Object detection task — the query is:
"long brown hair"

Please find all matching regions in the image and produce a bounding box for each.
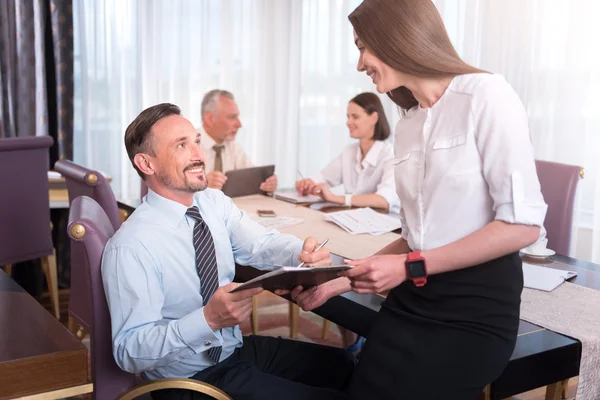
[349,0,485,110]
[349,92,390,141]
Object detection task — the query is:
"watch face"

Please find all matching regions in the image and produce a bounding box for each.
[408,260,427,278]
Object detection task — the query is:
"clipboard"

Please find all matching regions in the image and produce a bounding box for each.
[231,265,351,293]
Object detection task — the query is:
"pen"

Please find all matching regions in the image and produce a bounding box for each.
[297,238,330,268]
[297,170,305,180]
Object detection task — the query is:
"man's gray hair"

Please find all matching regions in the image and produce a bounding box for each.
[201,89,235,118]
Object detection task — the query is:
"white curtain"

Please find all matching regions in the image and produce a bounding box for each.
[73,0,392,200]
[434,0,600,261]
[74,0,599,261]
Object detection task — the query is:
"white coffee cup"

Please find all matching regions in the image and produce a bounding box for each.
[528,238,548,254]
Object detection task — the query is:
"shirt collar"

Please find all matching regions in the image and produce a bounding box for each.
[145,188,193,230]
[198,125,216,148]
[355,141,385,169]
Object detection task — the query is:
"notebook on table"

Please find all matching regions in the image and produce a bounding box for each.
[522,263,577,292]
[221,165,275,198]
[273,191,323,204]
[231,265,351,293]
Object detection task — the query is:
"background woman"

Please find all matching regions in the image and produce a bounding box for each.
[296,92,399,213]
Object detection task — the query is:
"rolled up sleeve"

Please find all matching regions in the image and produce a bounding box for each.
[473,76,547,227]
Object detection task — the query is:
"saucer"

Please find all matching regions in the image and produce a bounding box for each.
[520,248,556,258]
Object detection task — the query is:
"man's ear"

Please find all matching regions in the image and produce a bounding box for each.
[203,112,213,128]
[133,154,155,176]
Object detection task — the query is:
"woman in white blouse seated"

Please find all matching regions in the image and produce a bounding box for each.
[295,92,400,213]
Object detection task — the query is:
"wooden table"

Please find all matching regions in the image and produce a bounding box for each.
[119,194,597,400]
[0,269,92,399]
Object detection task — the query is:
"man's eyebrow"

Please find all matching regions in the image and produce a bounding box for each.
[172,136,188,144]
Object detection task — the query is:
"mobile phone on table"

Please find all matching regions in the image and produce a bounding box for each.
[257,209,276,218]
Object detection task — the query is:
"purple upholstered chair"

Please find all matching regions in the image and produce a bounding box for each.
[535,160,584,256]
[67,196,232,400]
[0,136,60,319]
[55,160,121,231]
[54,159,122,336]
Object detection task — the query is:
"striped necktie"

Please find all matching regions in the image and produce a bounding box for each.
[186,206,222,364]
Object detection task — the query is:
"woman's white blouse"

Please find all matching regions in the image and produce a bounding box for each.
[312,141,400,213]
[393,73,547,252]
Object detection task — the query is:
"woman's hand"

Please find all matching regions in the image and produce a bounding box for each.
[312,183,339,203]
[295,178,316,196]
[276,277,352,311]
[340,254,407,294]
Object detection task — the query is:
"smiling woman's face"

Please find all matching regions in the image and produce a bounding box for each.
[354,31,410,94]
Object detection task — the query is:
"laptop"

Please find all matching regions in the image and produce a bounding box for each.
[221,165,275,198]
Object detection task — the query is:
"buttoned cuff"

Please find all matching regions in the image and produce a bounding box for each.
[177,307,222,354]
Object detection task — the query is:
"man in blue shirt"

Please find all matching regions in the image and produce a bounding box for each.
[102,103,354,400]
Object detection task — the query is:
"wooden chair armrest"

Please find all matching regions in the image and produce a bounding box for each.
[118,378,232,400]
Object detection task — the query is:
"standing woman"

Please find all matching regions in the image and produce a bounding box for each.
[291,0,547,399]
[295,92,400,214]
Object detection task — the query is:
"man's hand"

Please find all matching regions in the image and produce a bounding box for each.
[204,283,263,331]
[259,174,278,193]
[207,171,228,190]
[298,237,331,267]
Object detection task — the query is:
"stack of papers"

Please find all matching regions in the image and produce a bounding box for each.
[248,214,304,230]
[325,208,401,235]
[274,191,322,204]
[522,262,577,291]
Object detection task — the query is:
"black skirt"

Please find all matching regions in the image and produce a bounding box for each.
[347,252,523,400]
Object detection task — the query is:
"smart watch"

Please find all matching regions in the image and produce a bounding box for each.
[406,252,428,287]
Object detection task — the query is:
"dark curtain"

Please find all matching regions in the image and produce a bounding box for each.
[0,0,73,294]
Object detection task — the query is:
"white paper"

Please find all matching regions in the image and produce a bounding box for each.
[274,191,323,204]
[325,208,401,235]
[522,262,577,292]
[248,213,304,229]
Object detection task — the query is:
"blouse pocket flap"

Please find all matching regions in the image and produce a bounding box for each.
[432,133,468,150]
[392,152,411,165]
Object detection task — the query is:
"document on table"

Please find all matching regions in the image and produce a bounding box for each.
[325,208,401,235]
[522,262,577,291]
[274,191,323,204]
[248,213,304,229]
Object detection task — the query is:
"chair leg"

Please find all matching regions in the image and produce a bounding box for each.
[321,319,330,339]
[41,251,60,319]
[483,384,491,400]
[546,380,568,400]
[288,302,299,338]
[251,296,259,335]
[1,264,13,276]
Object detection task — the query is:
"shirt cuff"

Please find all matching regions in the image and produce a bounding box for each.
[177,307,222,354]
[494,202,548,227]
[375,188,400,211]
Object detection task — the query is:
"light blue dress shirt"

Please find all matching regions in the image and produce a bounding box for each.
[101,188,303,379]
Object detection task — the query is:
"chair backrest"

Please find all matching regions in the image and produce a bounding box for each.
[68,196,136,400]
[54,160,121,231]
[55,159,121,330]
[535,160,583,256]
[0,136,54,265]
